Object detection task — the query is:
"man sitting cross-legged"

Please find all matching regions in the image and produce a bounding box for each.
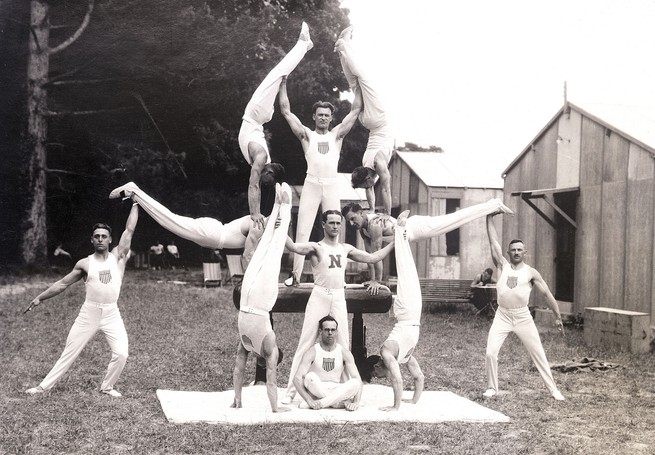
[293,315,362,411]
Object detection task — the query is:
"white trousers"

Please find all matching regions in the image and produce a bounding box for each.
[336,36,389,134]
[405,199,507,242]
[304,372,360,408]
[132,189,248,250]
[238,38,311,159]
[39,302,128,392]
[485,306,558,394]
[285,287,349,396]
[241,184,291,310]
[391,224,422,323]
[291,175,341,279]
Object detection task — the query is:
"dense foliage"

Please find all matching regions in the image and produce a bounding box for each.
[1,0,369,265]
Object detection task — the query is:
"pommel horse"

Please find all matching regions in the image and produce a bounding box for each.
[233,283,392,368]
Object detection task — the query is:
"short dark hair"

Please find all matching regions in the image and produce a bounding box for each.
[267,162,286,184]
[318,315,337,330]
[341,202,363,218]
[351,166,375,188]
[508,239,524,248]
[92,223,112,236]
[359,355,382,383]
[312,101,336,114]
[484,268,494,275]
[321,210,342,222]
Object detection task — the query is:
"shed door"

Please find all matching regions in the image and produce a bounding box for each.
[554,192,577,301]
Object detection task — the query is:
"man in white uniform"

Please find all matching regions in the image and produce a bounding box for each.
[240,22,313,230]
[293,315,362,411]
[363,212,424,411]
[109,182,266,267]
[24,202,139,397]
[342,199,514,293]
[483,213,565,401]
[282,209,395,404]
[279,73,363,287]
[335,26,394,216]
[231,183,293,413]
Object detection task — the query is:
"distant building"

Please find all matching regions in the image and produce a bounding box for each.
[501,100,655,322]
[388,150,504,279]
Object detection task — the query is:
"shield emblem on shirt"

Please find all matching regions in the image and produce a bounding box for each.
[317,141,329,155]
[322,357,335,372]
[99,270,112,284]
[506,276,518,289]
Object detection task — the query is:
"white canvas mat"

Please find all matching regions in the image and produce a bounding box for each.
[156,384,509,425]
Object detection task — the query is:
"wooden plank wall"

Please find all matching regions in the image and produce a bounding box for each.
[625,143,654,314]
[599,131,629,309]
[575,117,604,314]
[533,127,558,305]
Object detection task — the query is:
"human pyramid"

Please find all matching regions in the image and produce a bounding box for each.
[24,23,566,412]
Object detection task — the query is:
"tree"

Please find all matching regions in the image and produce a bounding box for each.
[22,0,94,268]
[10,0,351,267]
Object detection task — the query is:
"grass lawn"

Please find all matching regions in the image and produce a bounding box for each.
[2,268,654,455]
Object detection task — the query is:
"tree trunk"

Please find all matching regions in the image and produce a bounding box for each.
[22,0,50,267]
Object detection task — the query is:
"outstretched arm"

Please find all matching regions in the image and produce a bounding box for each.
[404,356,424,404]
[347,239,395,265]
[379,346,403,411]
[292,348,321,409]
[231,342,248,409]
[486,215,504,269]
[24,260,86,313]
[532,269,564,333]
[115,202,139,260]
[248,152,268,230]
[333,86,363,140]
[362,222,385,282]
[342,349,363,410]
[375,157,392,215]
[279,77,308,141]
[285,237,319,256]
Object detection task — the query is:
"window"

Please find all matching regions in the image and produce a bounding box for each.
[430,197,460,256]
[445,199,460,256]
[409,173,419,203]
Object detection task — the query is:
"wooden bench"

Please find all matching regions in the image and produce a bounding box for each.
[419,279,473,308]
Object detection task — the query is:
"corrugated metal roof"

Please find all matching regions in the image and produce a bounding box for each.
[291,173,367,206]
[395,151,504,189]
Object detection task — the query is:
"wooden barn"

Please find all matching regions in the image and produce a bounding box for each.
[501,101,655,350]
[386,150,504,280]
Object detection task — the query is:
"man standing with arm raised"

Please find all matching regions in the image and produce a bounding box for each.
[483,212,566,401]
[24,202,139,397]
[279,75,363,287]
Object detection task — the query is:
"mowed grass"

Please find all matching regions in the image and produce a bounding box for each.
[2,268,655,455]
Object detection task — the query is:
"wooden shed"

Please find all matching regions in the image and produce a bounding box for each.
[387,150,504,280]
[501,101,655,326]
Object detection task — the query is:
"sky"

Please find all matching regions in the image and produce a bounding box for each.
[339,0,655,177]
